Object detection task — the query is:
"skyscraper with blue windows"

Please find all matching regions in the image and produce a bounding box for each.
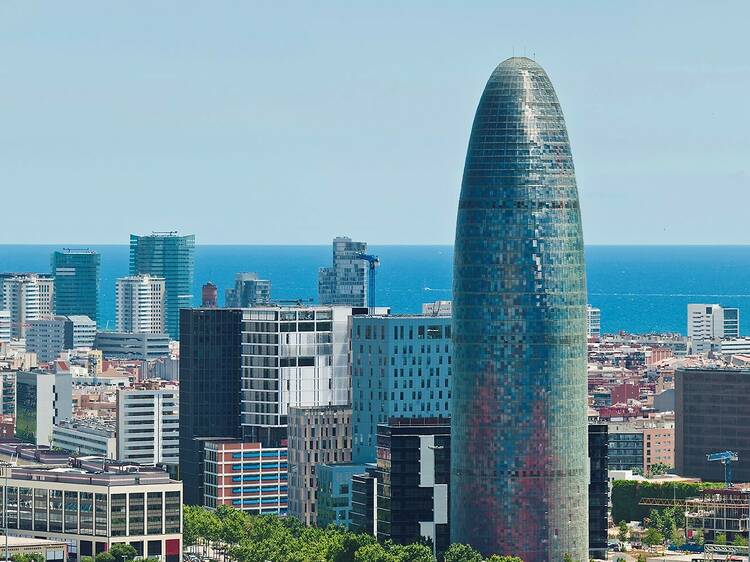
[451,57,588,562]
[130,232,195,339]
[52,249,100,323]
[351,313,452,464]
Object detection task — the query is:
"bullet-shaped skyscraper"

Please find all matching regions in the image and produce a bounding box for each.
[451,57,588,561]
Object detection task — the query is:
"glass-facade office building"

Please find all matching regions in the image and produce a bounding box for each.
[451,57,588,561]
[130,233,195,339]
[52,249,101,323]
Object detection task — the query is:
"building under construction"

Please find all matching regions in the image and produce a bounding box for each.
[686,487,750,543]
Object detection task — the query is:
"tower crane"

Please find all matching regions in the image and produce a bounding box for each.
[707,451,739,488]
[356,252,380,308]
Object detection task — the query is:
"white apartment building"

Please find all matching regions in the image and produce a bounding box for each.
[0,309,11,343]
[16,370,73,446]
[687,303,740,354]
[587,305,602,339]
[117,386,179,465]
[66,315,97,348]
[51,419,117,458]
[1,274,55,338]
[115,275,166,334]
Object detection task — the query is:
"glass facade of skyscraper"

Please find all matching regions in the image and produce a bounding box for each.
[451,57,588,561]
[130,233,195,339]
[52,249,100,323]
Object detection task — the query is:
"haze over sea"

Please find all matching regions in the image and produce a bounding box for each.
[1,244,749,336]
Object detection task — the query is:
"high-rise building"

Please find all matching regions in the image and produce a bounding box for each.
[287,405,352,526]
[26,316,68,362]
[0,274,55,339]
[318,237,374,307]
[115,275,166,334]
[63,315,97,349]
[316,463,368,528]
[117,385,179,466]
[351,314,452,464]
[130,232,195,339]
[675,367,750,482]
[16,370,73,446]
[51,249,100,323]
[587,305,601,339]
[451,57,588,561]
[0,309,11,343]
[179,308,243,505]
[588,424,609,560]
[224,273,271,308]
[94,332,170,360]
[687,304,740,354]
[201,282,218,308]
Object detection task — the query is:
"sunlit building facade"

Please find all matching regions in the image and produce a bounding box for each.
[451,57,588,561]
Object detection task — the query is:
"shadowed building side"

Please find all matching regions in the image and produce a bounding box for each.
[451,57,588,562]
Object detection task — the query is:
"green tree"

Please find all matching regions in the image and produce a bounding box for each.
[391,543,433,562]
[693,529,704,545]
[636,555,647,562]
[353,543,396,562]
[643,527,664,549]
[733,534,748,547]
[333,531,377,562]
[80,557,95,562]
[443,543,483,562]
[216,504,249,544]
[95,552,116,562]
[486,556,523,562]
[108,543,138,562]
[715,532,727,545]
[647,463,672,477]
[617,520,629,543]
[670,524,683,546]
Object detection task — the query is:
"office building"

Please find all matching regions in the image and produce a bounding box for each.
[1,274,54,339]
[675,367,750,482]
[587,305,602,339]
[589,424,609,560]
[318,237,375,307]
[202,440,288,515]
[352,314,452,464]
[16,370,73,446]
[26,316,68,362]
[688,304,740,354]
[224,273,271,308]
[115,275,166,334]
[0,536,68,561]
[0,309,11,343]
[240,306,352,443]
[350,470,377,535]
[316,463,368,528]
[51,418,117,458]
[179,308,243,505]
[52,249,100,323]
[117,385,179,466]
[0,371,16,416]
[64,315,97,349]
[375,418,450,555]
[287,405,352,526]
[130,232,195,339]
[201,282,218,308]
[451,57,588,561]
[0,461,182,561]
[94,332,170,360]
[607,428,644,471]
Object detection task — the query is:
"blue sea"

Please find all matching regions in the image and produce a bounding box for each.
[1,245,749,336]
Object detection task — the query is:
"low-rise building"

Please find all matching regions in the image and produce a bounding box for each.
[51,419,117,458]
[316,463,369,529]
[94,333,170,360]
[16,370,73,446]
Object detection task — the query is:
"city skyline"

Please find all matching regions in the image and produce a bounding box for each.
[2,2,750,245]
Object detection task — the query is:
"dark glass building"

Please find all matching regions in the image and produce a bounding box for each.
[451,57,588,561]
[52,249,101,323]
[589,424,609,560]
[179,308,243,504]
[130,232,195,339]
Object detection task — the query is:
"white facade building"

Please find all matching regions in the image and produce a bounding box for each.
[687,303,740,354]
[66,315,97,348]
[117,386,179,465]
[587,305,602,339]
[422,300,452,316]
[51,419,117,458]
[16,370,73,446]
[0,309,11,343]
[26,316,67,362]
[115,275,166,334]
[1,274,55,339]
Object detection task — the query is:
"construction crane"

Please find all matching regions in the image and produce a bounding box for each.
[707,451,739,488]
[356,252,380,307]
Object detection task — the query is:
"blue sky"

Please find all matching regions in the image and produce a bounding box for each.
[2,1,748,244]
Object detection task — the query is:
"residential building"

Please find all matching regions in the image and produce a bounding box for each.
[351,314,452,463]
[94,332,170,360]
[318,237,373,307]
[688,304,740,354]
[16,370,73,446]
[1,274,55,338]
[316,463,368,528]
[51,418,117,457]
[715,337,750,356]
[589,424,609,560]
[643,426,675,473]
[0,309,11,343]
[588,305,602,339]
[287,405,352,526]
[52,249,100,323]
[201,282,218,308]
[202,440,288,515]
[224,273,271,308]
[675,367,750,482]
[130,232,195,339]
[26,316,68,362]
[115,275,166,334]
[374,418,450,556]
[117,385,179,466]
[64,315,97,349]
[0,461,182,561]
[451,57,588,561]
[179,309,243,505]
